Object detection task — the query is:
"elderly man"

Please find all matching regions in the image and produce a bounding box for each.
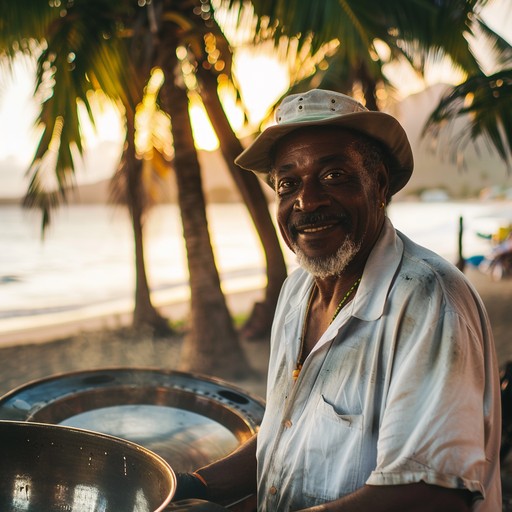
[173,89,501,511]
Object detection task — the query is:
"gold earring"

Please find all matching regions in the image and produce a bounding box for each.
[379,202,385,209]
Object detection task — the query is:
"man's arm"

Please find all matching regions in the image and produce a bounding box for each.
[299,482,472,512]
[193,434,258,504]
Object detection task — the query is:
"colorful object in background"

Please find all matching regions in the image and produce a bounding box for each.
[468,224,512,281]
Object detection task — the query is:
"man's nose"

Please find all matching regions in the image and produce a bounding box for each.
[293,181,330,211]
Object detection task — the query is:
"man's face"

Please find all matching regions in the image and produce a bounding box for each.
[272,127,389,278]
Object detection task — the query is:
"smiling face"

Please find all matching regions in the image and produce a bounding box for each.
[271,126,389,278]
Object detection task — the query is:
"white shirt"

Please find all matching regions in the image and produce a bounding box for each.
[256,218,501,511]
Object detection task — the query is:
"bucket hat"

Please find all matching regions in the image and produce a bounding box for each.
[235,89,414,195]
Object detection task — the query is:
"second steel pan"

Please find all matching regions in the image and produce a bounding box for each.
[0,420,175,512]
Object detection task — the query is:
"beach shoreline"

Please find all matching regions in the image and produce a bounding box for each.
[0,283,266,348]
[0,285,270,399]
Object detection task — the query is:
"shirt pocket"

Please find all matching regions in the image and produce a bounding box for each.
[302,395,364,501]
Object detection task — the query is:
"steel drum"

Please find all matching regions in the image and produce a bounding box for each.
[0,368,265,472]
[0,420,175,512]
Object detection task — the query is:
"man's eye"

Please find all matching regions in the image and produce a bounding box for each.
[277,179,295,192]
[323,170,342,180]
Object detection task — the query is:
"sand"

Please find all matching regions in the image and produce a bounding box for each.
[0,287,271,399]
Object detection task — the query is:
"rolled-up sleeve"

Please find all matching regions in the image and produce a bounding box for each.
[367,309,487,498]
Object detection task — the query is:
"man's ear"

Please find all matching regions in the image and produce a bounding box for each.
[268,170,277,190]
[376,162,390,204]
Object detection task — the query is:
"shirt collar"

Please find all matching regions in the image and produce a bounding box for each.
[286,217,403,323]
[349,217,403,321]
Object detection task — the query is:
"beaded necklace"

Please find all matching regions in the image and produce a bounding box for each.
[292,277,361,382]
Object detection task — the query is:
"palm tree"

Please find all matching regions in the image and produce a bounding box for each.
[198,68,288,338]
[0,0,278,377]
[192,17,288,338]
[110,99,171,333]
[224,0,512,164]
[153,2,251,377]
[1,1,171,332]
[144,2,288,339]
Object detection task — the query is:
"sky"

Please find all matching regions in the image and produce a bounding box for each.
[0,1,510,198]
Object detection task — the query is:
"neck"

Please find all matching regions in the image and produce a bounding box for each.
[296,273,361,377]
[313,266,364,310]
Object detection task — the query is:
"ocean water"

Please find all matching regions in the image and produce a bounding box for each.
[1,200,511,334]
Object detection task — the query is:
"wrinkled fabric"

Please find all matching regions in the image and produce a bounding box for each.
[257,218,501,511]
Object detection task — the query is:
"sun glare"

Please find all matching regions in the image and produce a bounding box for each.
[77,91,124,146]
[234,48,289,127]
[189,98,220,151]
[0,56,38,163]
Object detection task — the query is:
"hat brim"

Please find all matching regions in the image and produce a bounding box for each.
[234,110,414,196]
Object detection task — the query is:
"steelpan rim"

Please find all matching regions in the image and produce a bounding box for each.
[0,367,265,438]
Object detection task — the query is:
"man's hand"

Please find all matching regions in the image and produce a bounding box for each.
[173,473,209,502]
[173,435,258,506]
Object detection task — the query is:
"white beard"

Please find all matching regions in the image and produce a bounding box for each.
[292,237,361,278]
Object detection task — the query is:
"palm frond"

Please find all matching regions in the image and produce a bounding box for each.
[0,0,57,57]
[225,0,494,79]
[424,70,512,167]
[472,16,512,71]
[376,0,482,75]
[18,1,144,228]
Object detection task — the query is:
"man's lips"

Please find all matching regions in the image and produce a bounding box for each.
[290,213,349,236]
[299,223,336,234]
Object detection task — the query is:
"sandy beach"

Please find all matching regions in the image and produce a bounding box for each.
[0,286,271,399]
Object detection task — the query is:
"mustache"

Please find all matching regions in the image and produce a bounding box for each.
[289,212,350,231]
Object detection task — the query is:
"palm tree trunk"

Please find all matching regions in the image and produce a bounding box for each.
[197,67,288,339]
[158,36,252,379]
[117,107,170,334]
[355,61,378,111]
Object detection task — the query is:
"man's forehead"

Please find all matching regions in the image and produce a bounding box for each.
[273,152,358,173]
[272,132,364,167]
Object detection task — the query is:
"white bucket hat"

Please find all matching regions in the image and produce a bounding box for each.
[235,89,414,195]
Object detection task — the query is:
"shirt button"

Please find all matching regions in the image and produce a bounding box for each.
[283,419,292,428]
[269,486,278,495]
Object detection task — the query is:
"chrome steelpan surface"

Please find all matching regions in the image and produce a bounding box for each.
[0,420,175,512]
[0,368,265,472]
